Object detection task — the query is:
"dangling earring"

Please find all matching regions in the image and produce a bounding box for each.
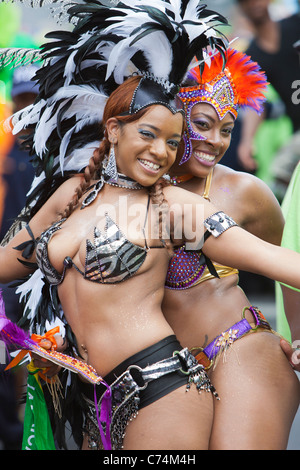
[106,142,118,182]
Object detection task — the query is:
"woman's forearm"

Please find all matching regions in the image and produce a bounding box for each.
[203,226,300,290]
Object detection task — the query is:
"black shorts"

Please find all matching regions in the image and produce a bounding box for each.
[79,335,188,409]
[81,335,215,449]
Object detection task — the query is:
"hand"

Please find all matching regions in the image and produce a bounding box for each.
[32,355,61,378]
[237,141,258,172]
[280,338,300,372]
[32,334,67,378]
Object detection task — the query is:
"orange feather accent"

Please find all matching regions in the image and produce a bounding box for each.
[189,48,268,113]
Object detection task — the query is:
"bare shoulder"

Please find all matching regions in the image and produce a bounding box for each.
[216,164,280,209]
[55,174,83,194]
[29,174,84,233]
[216,164,272,195]
[215,165,284,243]
[162,181,219,224]
[48,174,84,213]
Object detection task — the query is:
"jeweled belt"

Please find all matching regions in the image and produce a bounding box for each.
[193,306,272,370]
[83,347,217,450]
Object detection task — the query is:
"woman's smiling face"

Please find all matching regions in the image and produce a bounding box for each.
[106,105,184,186]
[177,102,235,178]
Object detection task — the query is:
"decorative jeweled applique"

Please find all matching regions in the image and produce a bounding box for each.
[204,211,238,237]
[84,213,146,283]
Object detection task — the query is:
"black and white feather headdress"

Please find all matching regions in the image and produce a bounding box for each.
[0,0,228,220]
[0,1,228,447]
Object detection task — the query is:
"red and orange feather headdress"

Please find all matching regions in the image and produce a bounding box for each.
[177,48,268,164]
[179,48,268,120]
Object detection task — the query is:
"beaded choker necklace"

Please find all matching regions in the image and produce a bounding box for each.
[81,162,144,209]
[169,174,194,186]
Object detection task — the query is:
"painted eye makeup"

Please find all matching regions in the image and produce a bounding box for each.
[138,128,180,150]
[138,129,155,138]
[168,139,180,149]
[222,126,234,135]
[191,119,210,129]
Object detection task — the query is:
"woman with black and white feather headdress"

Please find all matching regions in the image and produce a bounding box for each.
[1,0,300,452]
[0,0,228,222]
[0,0,229,449]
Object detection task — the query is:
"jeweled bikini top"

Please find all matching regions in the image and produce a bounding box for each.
[165,171,238,290]
[165,211,238,290]
[34,207,164,286]
[16,165,165,286]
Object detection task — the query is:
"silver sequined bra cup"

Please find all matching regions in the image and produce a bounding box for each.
[35,213,165,285]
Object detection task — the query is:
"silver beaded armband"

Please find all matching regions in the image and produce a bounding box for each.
[204,211,238,238]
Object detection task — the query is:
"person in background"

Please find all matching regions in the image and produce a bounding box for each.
[236,0,300,174]
[276,160,300,356]
[275,37,300,350]
[0,65,38,450]
[0,65,38,239]
[270,39,300,200]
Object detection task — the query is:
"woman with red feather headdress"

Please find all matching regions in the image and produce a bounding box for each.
[163,48,300,450]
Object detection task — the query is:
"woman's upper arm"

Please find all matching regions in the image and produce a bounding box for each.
[164,185,220,248]
[0,176,82,283]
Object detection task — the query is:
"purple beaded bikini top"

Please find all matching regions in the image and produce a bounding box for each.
[165,246,208,290]
[165,211,238,290]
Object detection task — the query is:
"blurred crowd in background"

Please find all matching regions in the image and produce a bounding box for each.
[0,0,299,450]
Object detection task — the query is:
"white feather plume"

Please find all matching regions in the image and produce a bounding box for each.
[29,84,107,165]
[10,101,43,135]
[63,31,95,85]
[15,269,45,333]
[103,0,223,86]
[64,141,100,172]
